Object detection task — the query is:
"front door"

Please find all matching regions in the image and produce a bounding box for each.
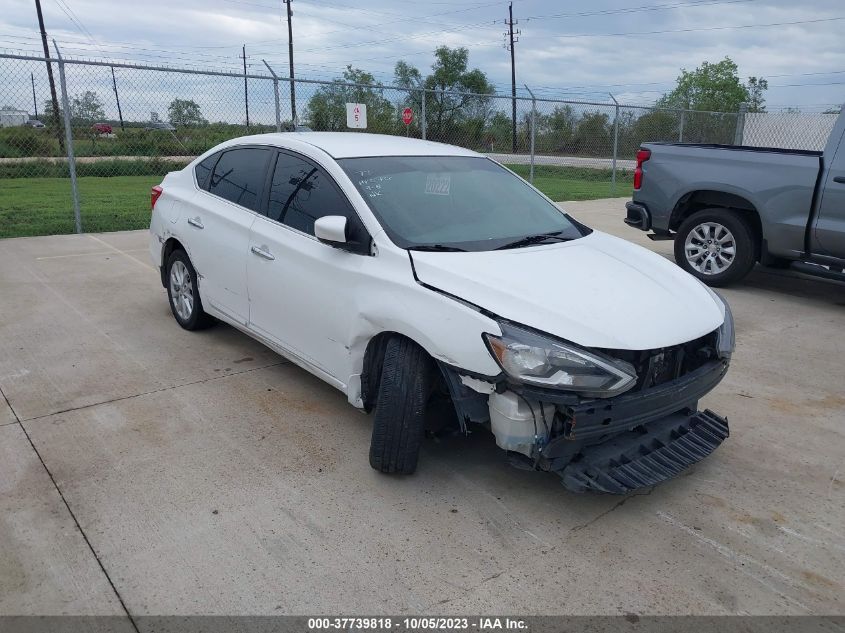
[813,127,845,258]
[247,150,372,385]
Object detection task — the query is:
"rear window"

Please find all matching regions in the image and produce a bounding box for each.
[194,153,219,190]
[207,148,271,211]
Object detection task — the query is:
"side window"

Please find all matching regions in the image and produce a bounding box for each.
[207,148,270,211]
[267,152,363,240]
[194,152,219,190]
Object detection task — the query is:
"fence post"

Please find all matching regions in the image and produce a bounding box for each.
[679,109,685,142]
[420,86,426,140]
[263,60,282,132]
[609,93,619,196]
[734,102,748,146]
[524,84,537,184]
[52,41,81,234]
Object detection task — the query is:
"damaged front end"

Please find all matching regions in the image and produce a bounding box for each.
[440,315,733,494]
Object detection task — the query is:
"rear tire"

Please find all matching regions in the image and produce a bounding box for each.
[369,337,433,475]
[166,249,215,330]
[674,208,756,287]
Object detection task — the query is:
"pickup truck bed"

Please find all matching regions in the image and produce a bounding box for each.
[625,107,845,286]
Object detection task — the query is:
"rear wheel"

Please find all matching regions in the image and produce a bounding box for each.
[674,208,756,286]
[369,337,433,475]
[166,250,215,330]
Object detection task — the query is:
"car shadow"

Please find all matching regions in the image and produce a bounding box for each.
[731,264,845,307]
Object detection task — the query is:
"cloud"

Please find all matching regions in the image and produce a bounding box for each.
[1,0,842,112]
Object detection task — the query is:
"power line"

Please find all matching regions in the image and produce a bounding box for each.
[522,0,758,21]
[545,15,845,40]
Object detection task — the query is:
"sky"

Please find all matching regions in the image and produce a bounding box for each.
[1,0,843,119]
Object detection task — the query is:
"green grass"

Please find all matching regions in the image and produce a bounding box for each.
[1,164,631,239]
[505,164,633,201]
[0,175,160,238]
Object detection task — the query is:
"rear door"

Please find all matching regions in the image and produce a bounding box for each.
[813,123,845,257]
[247,149,372,384]
[184,146,271,324]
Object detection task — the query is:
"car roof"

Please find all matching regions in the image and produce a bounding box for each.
[218,132,482,159]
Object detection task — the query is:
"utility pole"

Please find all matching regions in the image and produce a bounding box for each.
[34,0,63,150]
[31,73,38,118]
[283,0,296,123]
[242,45,250,129]
[504,2,519,153]
[110,66,124,131]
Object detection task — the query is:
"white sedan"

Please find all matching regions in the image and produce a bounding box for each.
[149,132,734,493]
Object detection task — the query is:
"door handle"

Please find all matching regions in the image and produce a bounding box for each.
[250,245,275,261]
[187,216,204,229]
[834,176,845,184]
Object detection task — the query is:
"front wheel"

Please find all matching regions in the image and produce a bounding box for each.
[674,209,756,286]
[369,337,433,475]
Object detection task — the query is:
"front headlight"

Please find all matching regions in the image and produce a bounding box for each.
[716,294,735,358]
[484,324,637,398]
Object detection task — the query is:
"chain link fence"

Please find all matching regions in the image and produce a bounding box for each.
[1,52,838,238]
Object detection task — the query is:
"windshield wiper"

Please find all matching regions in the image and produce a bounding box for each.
[494,231,575,250]
[408,244,467,252]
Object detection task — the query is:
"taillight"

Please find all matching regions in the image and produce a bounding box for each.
[151,185,163,210]
[633,148,650,190]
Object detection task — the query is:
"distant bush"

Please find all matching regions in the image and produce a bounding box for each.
[0,158,190,179]
[0,128,58,158]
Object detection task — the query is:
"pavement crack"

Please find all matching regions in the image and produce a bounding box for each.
[22,362,286,422]
[1,385,140,632]
[570,486,655,532]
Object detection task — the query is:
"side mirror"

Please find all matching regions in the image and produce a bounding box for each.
[314,215,348,245]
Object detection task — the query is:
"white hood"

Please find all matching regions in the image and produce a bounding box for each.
[411,231,725,350]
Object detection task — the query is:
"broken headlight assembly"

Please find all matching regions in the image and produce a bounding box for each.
[715,293,735,359]
[484,324,637,398]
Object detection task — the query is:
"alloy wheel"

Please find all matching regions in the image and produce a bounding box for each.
[684,221,736,275]
[169,260,194,321]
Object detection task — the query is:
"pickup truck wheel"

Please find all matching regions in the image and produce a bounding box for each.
[675,209,756,286]
[166,250,215,330]
[369,336,433,475]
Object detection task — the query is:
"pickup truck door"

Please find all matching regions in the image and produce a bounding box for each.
[813,124,845,258]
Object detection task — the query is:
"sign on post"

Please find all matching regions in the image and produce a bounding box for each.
[402,107,413,126]
[346,103,367,129]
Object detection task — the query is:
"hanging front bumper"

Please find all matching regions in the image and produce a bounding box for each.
[558,408,729,494]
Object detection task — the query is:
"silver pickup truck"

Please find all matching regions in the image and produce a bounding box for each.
[625,106,845,286]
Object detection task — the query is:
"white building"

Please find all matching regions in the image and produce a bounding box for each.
[0,107,29,127]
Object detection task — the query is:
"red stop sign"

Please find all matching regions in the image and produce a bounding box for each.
[402,107,413,125]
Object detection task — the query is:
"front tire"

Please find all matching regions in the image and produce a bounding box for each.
[674,208,756,286]
[369,337,433,475]
[166,249,215,330]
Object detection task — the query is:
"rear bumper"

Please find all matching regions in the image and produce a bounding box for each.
[624,201,651,231]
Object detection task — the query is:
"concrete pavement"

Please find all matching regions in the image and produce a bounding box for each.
[0,198,843,617]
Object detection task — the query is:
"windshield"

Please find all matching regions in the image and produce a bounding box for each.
[338,156,590,251]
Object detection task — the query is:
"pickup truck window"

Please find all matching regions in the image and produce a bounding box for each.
[339,156,588,252]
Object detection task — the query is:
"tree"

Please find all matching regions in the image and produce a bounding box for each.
[168,99,206,126]
[70,90,104,124]
[306,66,395,133]
[394,46,495,145]
[572,111,612,156]
[746,76,768,113]
[657,57,766,113]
